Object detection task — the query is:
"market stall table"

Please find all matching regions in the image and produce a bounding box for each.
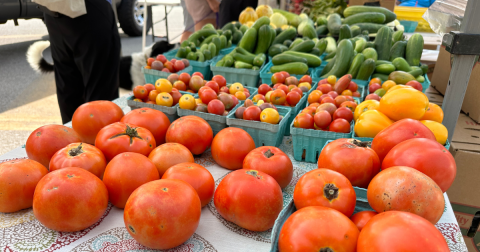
[0,94,468,252]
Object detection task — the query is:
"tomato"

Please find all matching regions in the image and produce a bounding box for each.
[214,169,283,231]
[381,80,396,91]
[95,122,156,161]
[348,81,358,92]
[207,99,226,115]
[147,57,155,66]
[406,80,423,91]
[156,92,173,107]
[308,90,322,104]
[146,101,155,104]
[382,138,456,192]
[350,211,377,231]
[333,107,353,122]
[313,110,331,129]
[179,94,196,110]
[421,102,444,123]
[365,93,380,101]
[33,167,108,232]
[379,88,429,121]
[259,108,280,124]
[195,103,208,112]
[156,54,167,63]
[124,179,201,249]
[327,75,337,85]
[50,143,106,179]
[189,75,204,92]
[302,107,316,117]
[167,74,179,84]
[198,86,212,97]
[352,91,361,97]
[369,77,382,86]
[243,146,293,189]
[258,84,272,95]
[293,113,314,129]
[341,89,353,96]
[243,106,262,121]
[354,110,393,138]
[218,93,235,110]
[211,127,256,170]
[26,125,81,168]
[327,91,338,99]
[308,102,320,108]
[166,116,213,154]
[155,79,173,93]
[199,88,217,105]
[318,139,380,188]
[317,84,332,94]
[103,152,159,208]
[277,84,289,95]
[229,83,244,95]
[171,90,182,106]
[235,91,247,100]
[270,89,287,105]
[316,103,337,116]
[212,75,226,87]
[162,162,214,207]
[72,101,124,144]
[178,72,191,85]
[369,83,381,93]
[357,211,450,252]
[278,206,359,252]
[148,142,194,177]
[271,72,286,84]
[334,96,347,108]
[133,85,148,99]
[420,120,448,145]
[173,60,185,71]
[144,84,155,93]
[205,81,219,93]
[121,107,171,146]
[320,96,335,105]
[284,92,300,107]
[252,94,266,103]
[0,159,48,213]
[291,87,303,96]
[299,75,312,84]
[340,101,357,112]
[329,118,351,133]
[294,169,356,216]
[353,100,380,121]
[371,119,436,162]
[148,90,159,101]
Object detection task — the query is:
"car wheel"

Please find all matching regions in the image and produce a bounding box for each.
[117,0,151,37]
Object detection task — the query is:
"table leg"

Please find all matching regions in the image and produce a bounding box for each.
[165,5,169,42]
[142,0,147,52]
[148,6,154,43]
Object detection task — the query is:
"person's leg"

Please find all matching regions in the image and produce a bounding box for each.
[181,0,195,42]
[185,0,217,30]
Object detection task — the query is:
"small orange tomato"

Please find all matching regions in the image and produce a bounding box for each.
[340,101,357,112]
[260,108,280,124]
[309,102,320,108]
[270,89,287,105]
[420,103,444,123]
[229,83,244,95]
[133,86,148,100]
[307,90,322,104]
[155,79,173,93]
[252,94,266,103]
[341,89,353,96]
[195,98,203,105]
[145,66,152,69]
[147,58,155,66]
[148,90,159,102]
[178,94,196,110]
[382,80,396,91]
[133,98,142,102]
[369,78,382,86]
[235,91,247,100]
[351,211,377,231]
[156,92,173,107]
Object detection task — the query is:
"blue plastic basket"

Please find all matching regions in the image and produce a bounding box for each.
[400,20,419,33]
[164,49,217,80]
[421,74,431,93]
[260,62,320,85]
[127,95,179,123]
[226,106,292,147]
[210,55,265,87]
[142,66,193,84]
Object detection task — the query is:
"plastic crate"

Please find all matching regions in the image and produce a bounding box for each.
[270,186,372,252]
[260,62,320,85]
[226,106,292,147]
[394,6,433,33]
[226,84,258,100]
[421,74,431,93]
[219,46,236,55]
[165,49,217,80]
[400,20,418,33]
[127,95,179,123]
[141,66,193,84]
[210,56,264,87]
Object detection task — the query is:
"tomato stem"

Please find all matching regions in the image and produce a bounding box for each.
[245,170,262,179]
[263,149,274,158]
[319,248,334,252]
[68,143,84,157]
[352,139,370,148]
[110,125,144,145]
[323,183,339,201]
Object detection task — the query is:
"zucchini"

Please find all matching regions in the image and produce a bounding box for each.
[406,33,424,66]
[222,29,232,41]
[235,61,253,69]
[389,41,407,61]
[186,29,218,46]
[232,30,243,44]
[282,51,322,67]
[362,47,378,61]
[273,9,302,27]
[315,39,328,55]
[355,37,367,53]
[321,57,336,76]
[272,54,308,65]
[290,40,315,53]
[375,60,392,66]
[374,26,393,61]
[254,25,273,54]
[271,62,309,75]
[208,43,217,57]
[272,27,297,45]
[393,30,404,43]
[238,28,257,53]
[252,16,270,31]
[372,73,389,81]
[233,53,254,64]
[356,58,376,80]
[269,27,276,46]
[223,55,234,67]
[327,13,342,35]
[338,24,352,43]
[316,25,328,36]
[212,37,221,55]
[354,23,385,34]
[351,25,361,37]
[392,57,411,72]
[325,51,336,60]
[176,47,187,58]
[343,12,386,25]
[347,53,365,79]
[375,63,396,75]
[344,6,397,23]
[408,66,423,77]
[322,39,354,77]
[283,40,293,47]
[325,37,337,53]
[268,44,288,57]
[253,53,266,67]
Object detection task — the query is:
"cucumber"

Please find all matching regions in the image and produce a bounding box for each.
[202,23,215,30]
[322,39,354,77]
[362,48,378,61]
[289,38,304,49]
[223,55,234,67]
[338,24,352,43]
[195,52,205,62]
[283,40,292,47]
[310,48,321,56]
[291,40,315,53]
[252,66,260,70]
[389,41,407,61]
[268,44,288,57]
[240,24,248,34]
[356,58,376,80]
[252,16,270,30]
[393,30,404,43]
[325,51,336,60]
[351,25,361,37]
[344,6,397,23]
[222,30,232,41]
[235,61,253,69]
[392,57,411,72]
[176,47,187,58]
[212,37,221,55]
[355,38,367,53]
[273,9,302,27]
[366,41,375,48]
[416,75,425,83]
[374,26,393,61]
[408,67,423,77]
[220,35,228,49]
[325,37,337,53]
[372,73,389,82]
[269,27,276,46]
[327,14,342,35]
[184,46,191,56]
[315,39,328,55]
[203,50,212,60]
[347,53,365,79]
[221,23,235,33]
[238,27,257,53]
[375,60,392,66]
[388,71,416,84]
[421,64,429,74]
[234,22,242,29]
[321,57,336,76]
[354,23,385,34]
[186,29,218,46]
[254,25,273,54]
[200,44,208,52]
[316,25,328,35]
[208,43,217,57]
[186,52,197,61]
[375,63,396,75]
[227,40,232,47]
[232,30,243,44]
[236,47,256,56]
[200,34,218,46]
[253,54,266,67]
[272,27,297,45]
[316,16,327,26]
[272,54,308,65]
[215,59,225,67]
[343,12,386,25]
[275,27,283,35]
[271,62,309,75]
[406,33,424,66]
[283,51,322,67]
[233,53,255,64]
[302,24,317,39]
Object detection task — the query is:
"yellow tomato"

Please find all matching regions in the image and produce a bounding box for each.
[179,94,196,110]
[386,85,415,94]
[379,88,429,121]
[382,80,396,91]
[354,110,393,138]
[155,79,173,93]
[298,82,311,90]
[327,75,337,85]
[265,91,273,103]
[156,92,173,107]
[195,98,203,105]
[257,100,265,106]
[420,120,448,145]
[341,89,353,96]
[260,108,280,124]
[235,91,247,100]
[229,83,244,95]
[354,100,380,121]
[133,98,142,102]
[420,103,444,123]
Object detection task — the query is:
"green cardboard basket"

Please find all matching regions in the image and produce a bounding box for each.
[210,55,265,87]
[127,95,179,123]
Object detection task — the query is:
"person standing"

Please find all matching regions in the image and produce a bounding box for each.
[184,0,219,31]
[180,0,195,42]
[218,0,258,28]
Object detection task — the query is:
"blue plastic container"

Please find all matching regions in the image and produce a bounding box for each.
[421,74,431,93]
[127,95,179,123]
[260,62,320,85]
[210,55,265,87]
[141,66,193,84]
[164,49,217,80]
[400,20,419,33]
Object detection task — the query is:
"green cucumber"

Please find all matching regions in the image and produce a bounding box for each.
[327,13,342,35]
[316,16,327,26]
[421,64,429,74]
[416,75,425,83]
[325,51,336,60]
[289,38,304,49]
[406,33,424,66]
[272,54,308,65]
[321,57,336,76]
[310,48,321,56]
[236,47,256,57]
[219,35,227,49]
[375,63,396,75]
[252,66,260,70]
[316,25,328,35]
[233,53,254,64]
[374,26,393,61]
[269,27,276,46]
[275,27,283,35]
[388,71,416,84]
[186,52,197,61]
[235,61,253,69]
[184,46,191,56]
[200,34,218,46]
[356,58,376,80]
[238,27,257,53]
[273,9,302,27]
[302,24,317,39]
[212,37,221,55]
[272,27,297,45]
[176,47,187,58]
[408,67,423,77]
[271,62,309,75]
[389,41,407,61]
[252,16,270,30]
[254,25,273,54]
[351,25,361,37]
[355,38,367,53]
[186,29,218,46]
[291,40,315,53]
[315,39,328,55]
[253,53,266,67]
[344,6,397,23]
[282,51,322,67]
[393,30,404,43]
[195,52,205,62]
[392,57,412,72]
[322,39,354,77]
[338,24,352,43]
[362,48,378,61]
[353,23,385,34]
[268,44,288,57]
[372,73,389,81]
[343,12,386,25]
[375,60,392,66]
[203,50,212,60]
[325,37,337,53]
[232,30,243,44]
[208,43,217,57]
[283,40,293,47]
[202,23,215,30]
[216,59,225,67]
[223,55,234,67]
[347,53,365,79]
[221,23,235,33]
[240,24,248,34]
[227,40,232,47]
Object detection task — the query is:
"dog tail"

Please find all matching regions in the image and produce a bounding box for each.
[27,41,54,73]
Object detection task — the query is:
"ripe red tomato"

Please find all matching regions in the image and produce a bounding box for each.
[207,99,226,115]
[171,90,182,105]
[286,92,301,106]
[317,84,332,94]
[192,72,204,79]
[367,166,444,224]
[321,96,335,105]
[173,80,187,91]
[166,116,213,155]
[243,106,262,121]
[243,146,293,189]
[365,93,381,101]
[293,113,314,129]
[357,211,450,252]
[95,122,156,161]
[173,60,185,72]
[258,84,272,95]
[212,75,226,87]
[198,86,212,97]
[278,206,359,252]
[271,72,286,84]
[162,162,214,207]
[291,87,303,96]
[147,58,155,66]
[329,118,351,133]
[214,169,283,231]
[50,143,106,179]
[318,139,380,188]
[121,107,171,146]
[334,95,348,107]
[72,101,124,144]
[124,179,201,249]
[156,54,167,63]
[350,211,377,231]
[348,82,358,92]
[314,110,332,129]
[406,80,423,91]
[302,107,316,117]
[270,89,287,105]
[369,83,381,93]
[328,91,338,99]
[178,73,191,85]
[333,107,353,123]
[103,152,159,208]
[205,81,220,93]
[148,143,194,177]
[133,85,148,99]
[144,83,155,93]
[200,88,218,105]
[299,75,312,84]
[316,103,337,116]
[294,169,356,217]
[25,125,81,168]
[33,167,108,232]
[0,159,48,213]
[211,127,256,170]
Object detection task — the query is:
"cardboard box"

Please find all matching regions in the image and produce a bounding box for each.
[348,0,395,11]
[431,46,480,123]
[447,113,480,251]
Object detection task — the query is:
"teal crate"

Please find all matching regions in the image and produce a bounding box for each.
[226,106,292,147]
[127,95,179,123]
[421,74,431,93]
[225,84,258,100]
[210,55,265,87]
[399,20,418,33]
[260,62,319,85]
[219,46,236,55]
[142,66,192,84]
[165,49,217,80]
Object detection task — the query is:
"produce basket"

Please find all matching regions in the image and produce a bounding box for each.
[141,66,193,84]
[399,20,419,33]
[421,74,431,93]
[219,46,236,55]
[394,6,433,33]
[127,95,179,123]
[165,49,216,80]
[312,72,370,87]
[210,55,265,87]
[226,106,292,147]
[260,62,320,85]
[226,84,258,100]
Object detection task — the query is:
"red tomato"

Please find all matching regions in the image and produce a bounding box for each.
[316,103,337,116]
[319,94,332,101]
[270,89,287,105]
[243,146,293,189]
[205,81,220,93]
[317,84,332,94]
[371,119,436,162]
[178,73,191,85]
[192,72,204,79]
[147,58,154,66]
[286,92,301,106]
[156,54,167,63]
[357,211,450,252]
[293,113,314,129]
[302,107,316,117]
[144,83,155,93]
[72,101,124,144]
[277,84,289,94]
[318,139,380,188]
[348,81,358,92]
[50,143,106,179]
[278,206,359,252]
[329,118,351,133]
[95,122,156,161]
[207,99,226,115]
[200,88,218,105]
[243,106,262,121]
[352,91,361,97]
[406,80,423,91]
[369,83,381,93]
[121,107,171,145]
[280,71,290,78]
[162,162,214,207]
[294,169,356,217]
[321,96,335,105]
[258,84,273,95]
[218,93,235,110]
[328,91,338,99]
[173,60,185,72]
[299,75,312,84]
[291,87,303,96]
[171,90,182,105]
[124,179,201,249]
[148,143,194,176]
[314,110,332,129]
[214,169,283,231]
[173,80,187,91]
[350,211,377,231]
[333,107,354,122]
[334,95,348,107]
[189,75,204,92]
[0,159,48,213]
[26,125,81,168]
[211,127,256,170]
[382,138,456,192]
[365,93,381,101]
[198,86,212,97]
[133,85,148,99]
[103,152,159,208]
[166,116,213,155]
[340,101,357,112]
[33,167,108,231]
[271,72,286,84]
[212,75,226,87]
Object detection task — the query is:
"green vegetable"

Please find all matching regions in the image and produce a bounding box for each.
[325,36,337,53]
[353,23,385,34]
[343,12,386,25]
[351,25,361,37]
[253,53,266,67]
[176,47,187,58]
[344,6,397,23]
[375,60,392,66]
[316,25,328,35]
[283,51,322,67]
[316,17,327,26]
[325,51,336,60]
[392,57,411,72]
[356,58,376,80]
[235,61,253,69]
[195,52,205,62]
[186,52,197,61]
[354,37,367,53]
[372,73,389,81]
[362,47,378,61]
[406,33,424,66]
[322,39,354,77]
[268,44,289,57]
[289,38,304,49]
[290,40,315,53]
[389,41,407,61]
[203,49,212,60]
[232,30,243,44]
[327,13,342,35]
[315,39,328,55]
[421,64,429,75]
[321,57,336,76]
[208,43,217,57]
[254,25,273,54]
[186,29,218,46]
[233,53,254,64]
[271,62,309,74]
[272,54,308,65]
[252,16,270,30]
[223,55,234,67]
[375,63,396,74]
[408,66,423,77]
[374,26,393,60]
[338,24,352,43]
[347,53,365,79]
[416,75,425,83]
[238,28,257,53]
[283,40,293,47]
[302,24,317,39]
[393,30,404,43]
[272,27,297,45]
[216,59,225,67]
[212,37,221,55]
[273,9,302,27]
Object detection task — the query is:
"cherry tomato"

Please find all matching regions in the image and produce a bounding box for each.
[286,92,301,106]
[133,85,148,100]
[351,211,377,231]
[333,107,354,122]
[329,118,351,133]
[314,110,332,129]
[293,113,314,129]
[243,106,262,121]
[207,99,226,115]
[212,75,226,87]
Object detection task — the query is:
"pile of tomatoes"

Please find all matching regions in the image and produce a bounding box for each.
[259,73,313,107]
[367,77,424,101]
[234,99,282,124]
[145,54,189,73]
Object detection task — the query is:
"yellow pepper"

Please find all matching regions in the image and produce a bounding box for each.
[379,88,429,121]
[354,110,393,138]
[354,100,380,122]
[420,120,448,145]
[385,84,415,94]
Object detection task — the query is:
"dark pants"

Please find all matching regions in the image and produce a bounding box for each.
[218,0,258,28]
[43,0,121,124]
